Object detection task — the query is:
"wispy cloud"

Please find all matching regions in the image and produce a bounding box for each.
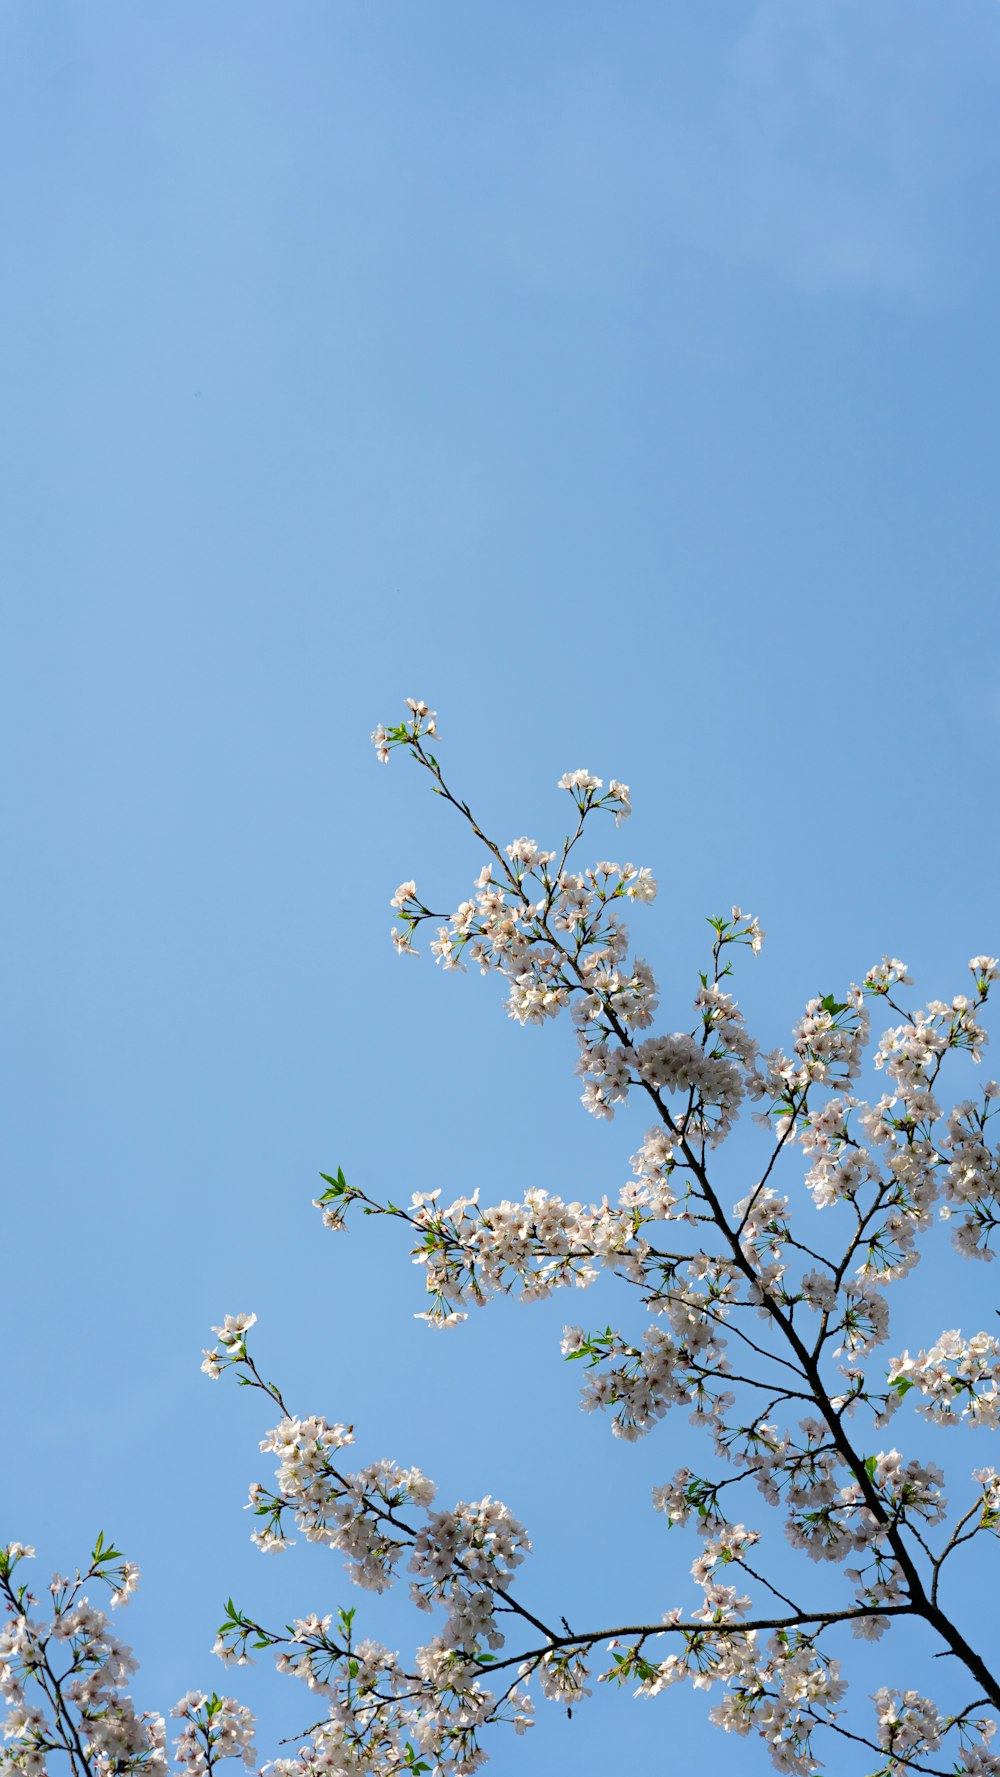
[472,2,1000,303]
[720,0,1000,297]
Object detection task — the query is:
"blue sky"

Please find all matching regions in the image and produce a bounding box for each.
[4,3,1000,1772]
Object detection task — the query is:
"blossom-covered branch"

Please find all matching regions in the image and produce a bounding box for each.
[317,699,1000,1773]
[0,1539,254,1777]
[9,699,1000,1777]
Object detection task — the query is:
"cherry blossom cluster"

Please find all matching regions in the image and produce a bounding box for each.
[941,1085,1000,1260]
[316,1180,658,1329]
[205,1320,537,1774]
[409,1498,530,1652]
[251,1417,427,1587]
[220,1595,532,1777]
[200,1314,258,1381]
[171,1695,255,1777]
[0,1542,251,1777]
[889,1330,1000,1428]
[562,1317,733,1443]
[871,1688,1000,1776]
[633,1627,849,1777]
[205,1323,529,1655]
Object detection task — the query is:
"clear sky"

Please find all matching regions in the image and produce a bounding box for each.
[4,3,1000,1772]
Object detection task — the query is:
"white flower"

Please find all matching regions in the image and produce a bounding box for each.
[211,1312,257,1348]
[558,769,603,793]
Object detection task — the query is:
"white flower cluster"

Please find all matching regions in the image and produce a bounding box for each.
[871,1687,1000,1773]
[705,1639,848,1777]
[631,1626,847,1777]
[371,698,437,765]
[556,767,631,825]
[203,1316,537,1765]
[254,1421,531,1658]
[889,1329,1000,1427]
[201,1312,258,1379]
[572,1321,731,1443]
[688,1523,758,1623]
[792,990,870,1087]
[941,1087,1000,1260]
[650,1421,945,1632]
[635,1034,745,1144]
[418,852,656,1042]
[172,1693,255,1777]
[798,1101,882,1209]
[876,992,990,1089]
[621,1127,683,1217]
[783,1438,945,1567]
[398,1183,658,1328]
[378,705,773,1163]
[226,1607,532,1775]
[251,1613,487,1774]
[534,1646,591,1704]
[0,1543,256,1777]
[253,1415,434,1589]
[572,914,762,1126]
[864,957,915,994]
[0,1576,161,1777]
[410,1497,531,1652]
